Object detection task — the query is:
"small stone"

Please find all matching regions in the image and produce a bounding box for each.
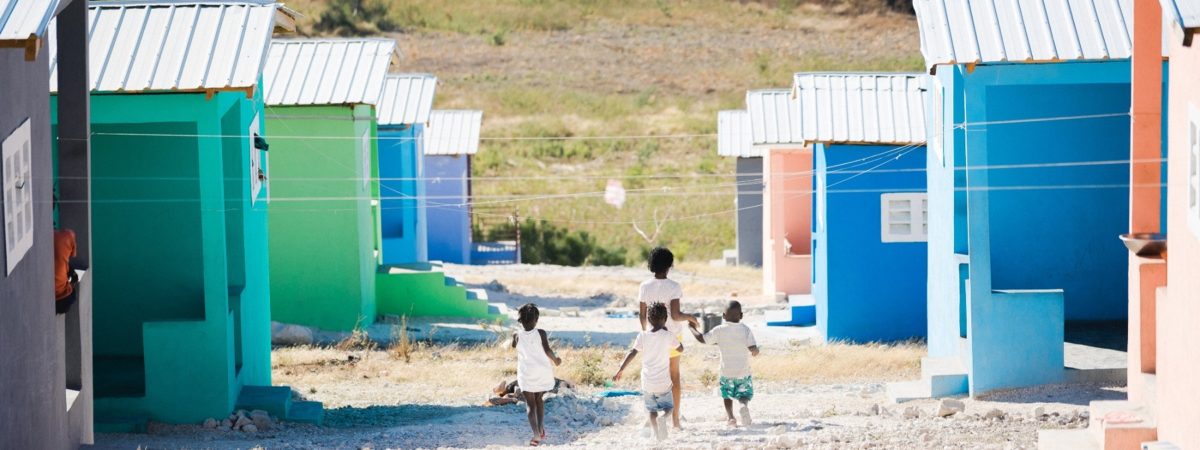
[599,417,614,426]
[768,425,787,435]
[234,415,252,428]
[217,425,232,432]
[202,418,218,429]
[938,399,965,417]
[1032,406,1045,418]
[221,418,233,428]
[241,424,258,433]
[984,408,1006,420]
[864,403,881,416]
[903,406,921,420]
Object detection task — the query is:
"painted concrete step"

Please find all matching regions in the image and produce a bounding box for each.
[766,294,816,326]
[787,294,815,307]
[443,276,458,287]
[1086,400,1158,449]
[885,380,932,403]
[287,401,324,426]
[93,414,149,434]
[466,288,490,302]
[1142,442,1181,450]
[236,386,292,420]
[1038,429,1100,450]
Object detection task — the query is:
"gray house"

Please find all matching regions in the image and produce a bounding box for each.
[717,110,761,267]
[0,0,93,447]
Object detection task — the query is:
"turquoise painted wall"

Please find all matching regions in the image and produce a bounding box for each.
[53,86,271,423]
[266,105,378,332]
[379,124,428,265]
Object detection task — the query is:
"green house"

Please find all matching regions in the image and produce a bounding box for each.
[49,0,319,428]
[262,38,395,332]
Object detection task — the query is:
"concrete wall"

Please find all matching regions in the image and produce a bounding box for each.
[813,143,927,343]
[1159,32,1200,450]
[268,105,378,332]
[762,147,812,296]
[735,157,763,267]
[0,36,82,450]
[424,154,471,264]
[378,124,428,265]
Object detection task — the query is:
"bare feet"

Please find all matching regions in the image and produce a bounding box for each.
[726,418,738,427]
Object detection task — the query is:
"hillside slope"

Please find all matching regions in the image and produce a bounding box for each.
[288,0,924,263]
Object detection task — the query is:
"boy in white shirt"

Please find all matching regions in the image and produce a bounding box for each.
[689,301,759,427]
[614,302,683,441]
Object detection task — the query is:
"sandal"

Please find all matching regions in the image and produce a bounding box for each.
[529,438,540,447]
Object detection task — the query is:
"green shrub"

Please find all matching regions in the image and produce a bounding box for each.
[315,0,396,35]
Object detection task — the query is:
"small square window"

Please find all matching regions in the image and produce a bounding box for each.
[3,119,34,275]
[249,115,264,204]
[881,192,927,243]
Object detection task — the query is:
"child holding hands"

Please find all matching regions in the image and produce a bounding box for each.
[614,302,682,441]
[689,301,760,427]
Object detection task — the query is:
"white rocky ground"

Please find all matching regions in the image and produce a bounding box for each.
[87,263,1118,449]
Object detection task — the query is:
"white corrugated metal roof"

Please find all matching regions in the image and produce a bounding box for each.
[717,110,758,158]
[263,38,395,106]
[746,89,804,146]
[913,0,1170,73]
[378,73,437,126]
[792,73,928,145]
[425,110,482,156]
[0,0,58,42]
[1161,0,1200,42]
[47,0,280,93]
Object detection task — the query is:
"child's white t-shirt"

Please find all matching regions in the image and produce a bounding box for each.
[703,322,756,378]
[638,278,684,338]
[632,328,678,394]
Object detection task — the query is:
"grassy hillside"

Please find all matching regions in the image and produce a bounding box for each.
[286,0,924,264]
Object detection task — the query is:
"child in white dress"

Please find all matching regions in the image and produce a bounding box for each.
[512,303,561,446]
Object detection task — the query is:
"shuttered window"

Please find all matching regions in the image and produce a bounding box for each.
[881,193,927,243]
[249,115,264,204]
[3,119,34,275]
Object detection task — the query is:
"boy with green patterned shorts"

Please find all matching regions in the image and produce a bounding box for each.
[688,301,759,427]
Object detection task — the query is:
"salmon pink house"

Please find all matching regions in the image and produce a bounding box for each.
[746,89,817,327]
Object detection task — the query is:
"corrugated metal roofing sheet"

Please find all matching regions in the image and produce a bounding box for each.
[263,38,395,106]
[717,110,758,158]
[913,0,1167,73]
[1161,0,1200,40]
[378,73,437,126]
[0,0,58,41]
[47,0,280,93]
[425,110,482,156]
[745,89,804,146]
[792,73,928,145]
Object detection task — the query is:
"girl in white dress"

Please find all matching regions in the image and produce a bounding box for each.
[512,303,561,446]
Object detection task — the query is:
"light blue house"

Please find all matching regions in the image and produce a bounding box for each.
[424,110,483,264]
[795,73,930,344]
[890,0,1151,400]
[377,74,437,265]
[716,109,762,267]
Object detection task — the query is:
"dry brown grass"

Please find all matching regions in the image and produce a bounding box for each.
[272,339,922,407]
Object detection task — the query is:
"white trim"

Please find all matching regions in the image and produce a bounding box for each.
[881,192,928,243]
[3,119,34,275]
[931,78,945,166]
[360,130,371,189]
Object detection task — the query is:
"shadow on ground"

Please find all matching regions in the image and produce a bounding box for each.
[978,382,1126,406]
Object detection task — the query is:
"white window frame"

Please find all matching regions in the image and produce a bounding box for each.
[881,192,928,243]
[249,115,263,204]
[360,130,371,189]
[3,119,34,275]
[1189,103,1200,239]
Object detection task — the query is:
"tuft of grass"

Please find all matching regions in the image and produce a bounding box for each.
[334,317,377,352]
[388,316,414,363]
[699,368,718,388]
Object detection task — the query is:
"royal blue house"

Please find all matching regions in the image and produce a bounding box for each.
[891,0,1151,400]
[424,110,483,264]
[377,74,437,265]
[795,73,930,344]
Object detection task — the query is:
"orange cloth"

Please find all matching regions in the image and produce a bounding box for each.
[54,229,76,301]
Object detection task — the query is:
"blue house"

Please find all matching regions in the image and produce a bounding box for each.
[890,0,1150,400]
[424,110,483,264]
[794,73,930,344]
[716,109,762,267]
[376,74,437,265]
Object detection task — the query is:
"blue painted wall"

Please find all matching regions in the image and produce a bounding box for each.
[927,61,1137,395]
[378,124,428,265]
[425,154,471,264]
[813,143,927,343]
